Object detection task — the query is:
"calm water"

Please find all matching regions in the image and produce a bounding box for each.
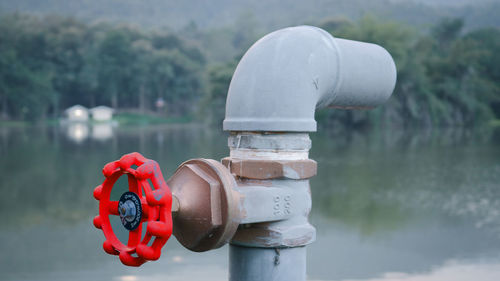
[1,123,499,281]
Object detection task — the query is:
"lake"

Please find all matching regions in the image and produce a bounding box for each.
[1,123,499,281]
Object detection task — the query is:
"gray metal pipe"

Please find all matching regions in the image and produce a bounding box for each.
[226,133,315,281]
[223,25,397,132]
[223,26,397,281]
[229,245,306,281]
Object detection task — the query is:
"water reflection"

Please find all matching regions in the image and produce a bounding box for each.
[92,123,115,141]
[66,123,89,143]
[0,125,499,281]
[308,260,500,281]
[62,122,117,143]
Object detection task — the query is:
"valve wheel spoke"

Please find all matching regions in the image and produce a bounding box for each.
[127,174,139,193]
[108,201,119,215]
[140,196,149,220]
[128,227,141,247]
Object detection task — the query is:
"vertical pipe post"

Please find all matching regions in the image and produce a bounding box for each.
[224,132,315,281]
[229,245,306,281]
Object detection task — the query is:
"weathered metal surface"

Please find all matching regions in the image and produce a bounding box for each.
[229,149,309,161]
[234,184,303,224]
[230,182,315,247]
[167,159,240,252]
[228,132,311,150]
[231,221,315,248]
[223,25,396,132]
[228,132,310,160]
[229,245,306,281]
[226,133,316,249]
[222,158,317,180]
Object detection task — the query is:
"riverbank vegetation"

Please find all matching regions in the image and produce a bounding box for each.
[0,13,499,129]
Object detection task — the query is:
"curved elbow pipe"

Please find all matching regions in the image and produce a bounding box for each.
[223,26,397,132]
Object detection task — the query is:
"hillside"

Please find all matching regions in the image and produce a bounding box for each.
[1,0,499,31]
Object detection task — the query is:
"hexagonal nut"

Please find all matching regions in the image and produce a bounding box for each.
[222,158,317,180]
[167,159,239,252]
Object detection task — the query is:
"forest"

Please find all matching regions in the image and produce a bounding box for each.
[0,12,499,128]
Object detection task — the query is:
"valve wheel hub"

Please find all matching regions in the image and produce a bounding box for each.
[118,192,142,230]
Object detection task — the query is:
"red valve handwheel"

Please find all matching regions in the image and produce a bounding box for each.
[93,152,173,266]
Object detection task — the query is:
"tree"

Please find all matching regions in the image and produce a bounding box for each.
[199,61,237,124]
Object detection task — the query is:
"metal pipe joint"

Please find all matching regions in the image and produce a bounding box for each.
[166,132,315,251]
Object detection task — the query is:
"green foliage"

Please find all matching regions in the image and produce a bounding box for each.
[1,12,499,129]
[0,14,206,122]
[199,61,237,125]
[0,14,56,121]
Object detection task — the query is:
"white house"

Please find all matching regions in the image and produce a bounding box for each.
[90,106,114,121]
[64,105,89,122]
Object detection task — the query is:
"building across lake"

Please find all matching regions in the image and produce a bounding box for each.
[64,105,89,122]
[63,105,114,122]
[89,106,114,122]
[62,105,116,142]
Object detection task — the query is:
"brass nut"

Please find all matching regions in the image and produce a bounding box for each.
[221,158,317,180]
[167,159,239,252]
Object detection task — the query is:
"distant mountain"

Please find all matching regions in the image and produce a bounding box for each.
[392,0,497,7]
[1,0,499,31]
